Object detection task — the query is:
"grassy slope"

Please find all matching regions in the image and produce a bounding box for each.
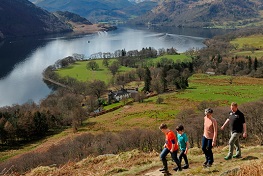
[178,74,263,104]
[3,52,263,175]
[1,74,263,160]
[2,74,263,175]
[26,146,263,176]
[82,74,263,133]
[230,34,263,58]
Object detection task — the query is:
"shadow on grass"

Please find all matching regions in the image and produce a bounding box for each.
[144,99,153,103]
[78,122,97,132]
[0,128,66,152]
[187,86,197,89]
[241,156,259,160]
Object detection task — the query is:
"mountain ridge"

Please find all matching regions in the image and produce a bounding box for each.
[29,0,263,28]
[0,0,117,40]
[29,0,158,23]
[0,0,72,39]
[130,0,263,28]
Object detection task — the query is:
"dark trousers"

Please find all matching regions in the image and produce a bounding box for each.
[160,148,181,169]
[202,136,214,164]
[179,150,189,165]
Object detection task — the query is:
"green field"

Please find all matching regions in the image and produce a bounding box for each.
[56,59,135,83]
[175,74,263,105]
[150,54,192,63]
[230,35,263,49]
[230,35,263,58]
[232,50,263,58]
[56,54,191,83]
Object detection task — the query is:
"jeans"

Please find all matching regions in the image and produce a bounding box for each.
[160,147,181,169]
[228,132,242,157]
[179,150,189,165]
[202,136,214,164]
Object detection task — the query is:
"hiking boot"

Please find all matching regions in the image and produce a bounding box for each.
[177,167,182,172]
[203,161,208,167]
[172,167,178,171]
[159,168,168,172]
[182,164,189,169]
[207,163,212,167]
[224,156,232,160]
[233,155,242,158]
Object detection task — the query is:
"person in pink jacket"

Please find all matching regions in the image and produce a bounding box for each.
[202,108,217,167]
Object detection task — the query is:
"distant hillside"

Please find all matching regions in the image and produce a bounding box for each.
[0,0,72,38]
[53,11,93,25]
[30,0,158,23]
[130,0,263,28]
[53,11,117,35]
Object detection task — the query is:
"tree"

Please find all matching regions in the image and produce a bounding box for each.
[108,61,120,76]
[248,56,252,71]
[254,57,258,71]
[72,53,84,60]
[121,49,126,57]
[144,67,151,92]
[87,80,107,99]
[114,74,126,89]
[166,69,180,87]
[33,111,48,137]
[151,78,162,93]
[84,96,99,113]
[57,93,83,126]
[158,48,166,56]
[160,67,167,92]
[86,60,99,70]
[102,59,109,67]
[166,47,178,55]
[55,56,76,68]
[136,67,145,81]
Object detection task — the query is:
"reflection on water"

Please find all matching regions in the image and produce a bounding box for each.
[144,25,233,38]
[0,26,227,107]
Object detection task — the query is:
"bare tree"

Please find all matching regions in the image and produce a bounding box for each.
[87,80,107,99]
[136,67,145,81]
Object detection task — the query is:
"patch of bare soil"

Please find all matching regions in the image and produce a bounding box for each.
[69,22,107,35]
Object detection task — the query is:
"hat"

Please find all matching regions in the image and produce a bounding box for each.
[205,108,213,115]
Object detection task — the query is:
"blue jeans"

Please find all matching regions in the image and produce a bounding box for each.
[202,136,214,164]
[160,147,181,169]
[179,150,189,165]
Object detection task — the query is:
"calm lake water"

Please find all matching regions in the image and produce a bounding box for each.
[0,26,230,107]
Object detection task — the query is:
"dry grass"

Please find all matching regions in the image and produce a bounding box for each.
[23,146,263,176]
[25,149,160,176]
[69,22,104,34]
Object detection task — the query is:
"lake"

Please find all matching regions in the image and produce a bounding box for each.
[0,26,230,107]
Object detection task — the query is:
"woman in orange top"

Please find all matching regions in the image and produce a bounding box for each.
[159,123,182,173]
[202,108,217,167]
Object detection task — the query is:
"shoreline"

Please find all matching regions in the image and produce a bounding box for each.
[0,23,117,41]
[70,22,117,35]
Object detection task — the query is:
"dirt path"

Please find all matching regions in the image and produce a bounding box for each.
[145,169,170,176]
[142,146,263,176]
